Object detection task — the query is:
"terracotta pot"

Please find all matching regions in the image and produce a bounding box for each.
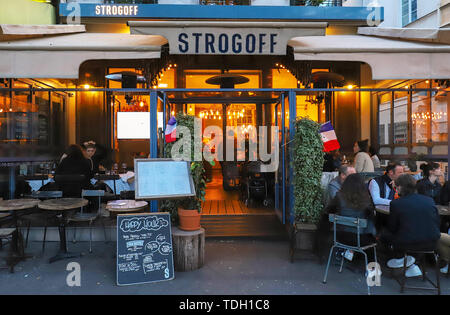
[178,207,201,231]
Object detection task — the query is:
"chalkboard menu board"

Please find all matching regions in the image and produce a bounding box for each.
[116,212,175,286]
[134,158,196,200]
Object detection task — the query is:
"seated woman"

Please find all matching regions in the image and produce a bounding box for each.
[55,144,94,197]
[325,173,377,247]
[416,162,443,205]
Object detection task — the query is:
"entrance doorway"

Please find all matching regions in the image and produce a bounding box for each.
[160,88,288,237]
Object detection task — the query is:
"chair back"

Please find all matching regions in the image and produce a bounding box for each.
[30,190,63,199]
[81,190,104,215]
[329,214,368,248]
[55,174,86,198]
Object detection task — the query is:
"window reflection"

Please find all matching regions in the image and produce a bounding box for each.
[393,91,408,144]
[378,92,391,145]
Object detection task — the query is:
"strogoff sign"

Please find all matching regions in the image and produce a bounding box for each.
[129,21,327,56]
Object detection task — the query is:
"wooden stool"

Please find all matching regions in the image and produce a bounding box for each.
[172,227,205,272]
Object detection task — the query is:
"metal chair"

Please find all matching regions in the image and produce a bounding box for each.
[397,247,441,295]
[322,214,378,295]
[66,190,107,253]
[22,191,63,250]
[0,228,18,273]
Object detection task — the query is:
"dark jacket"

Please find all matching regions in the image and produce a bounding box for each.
[387,193,441,247]
[55,157,94,196]
[416,178,442,205]
[325,192,377,236]
[323,154,341,172]
[441,181,450,205]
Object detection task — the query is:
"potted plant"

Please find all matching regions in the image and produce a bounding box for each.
[161,112,206,231]
[290,118,324,253]
[177,161,206,231]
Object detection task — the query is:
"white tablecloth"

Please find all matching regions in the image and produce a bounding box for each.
[26,171,135,195]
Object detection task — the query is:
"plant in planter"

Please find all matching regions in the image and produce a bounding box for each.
[292,118,324,224]
[160,112,206,231]
[290,118,324,254]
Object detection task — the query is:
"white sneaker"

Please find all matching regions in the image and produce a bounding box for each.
[440,264,448,274]
[405,264,422,278]
[387,256,415,269]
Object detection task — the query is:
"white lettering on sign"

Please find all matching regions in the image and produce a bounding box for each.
[95,5,138,16]
[177,32,278,55]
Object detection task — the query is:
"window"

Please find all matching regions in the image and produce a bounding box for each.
[378,93,391,145]
[402,0,418,26]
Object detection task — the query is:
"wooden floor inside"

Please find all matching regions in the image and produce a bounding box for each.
[200,168,287,238]
[202,199,274,215]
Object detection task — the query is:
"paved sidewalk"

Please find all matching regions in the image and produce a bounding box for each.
[0,239,448,295]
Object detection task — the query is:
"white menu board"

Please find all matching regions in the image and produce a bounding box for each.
[134,159,196,200]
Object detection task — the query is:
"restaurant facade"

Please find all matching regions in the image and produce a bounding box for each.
[1,0,450,237]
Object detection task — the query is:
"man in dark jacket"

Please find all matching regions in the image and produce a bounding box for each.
[382,174,441,258]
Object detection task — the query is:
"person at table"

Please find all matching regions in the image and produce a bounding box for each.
[353,139,374,173]
[416,162,443,205]
[82,140,106,174]
[55,144,94,195]
[325,165,356,206]
[368,162,404,206]
[380,174,441,272]
[323,149,342,172]
[324,173,377,246]
[369,146,381,170]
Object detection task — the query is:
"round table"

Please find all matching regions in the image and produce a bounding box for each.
[0,199,39,263]
[106,200,148,216]
[38,198,88,263]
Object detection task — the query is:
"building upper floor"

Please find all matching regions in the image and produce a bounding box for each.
[0,0,383,26]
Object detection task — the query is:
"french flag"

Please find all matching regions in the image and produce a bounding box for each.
[165,116,177,143]
[320,121,340,152]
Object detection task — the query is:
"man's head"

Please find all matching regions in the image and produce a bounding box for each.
[394,174,416,197]
[83,141,96,158]
[338,165,356,182]
[386,162,404,181]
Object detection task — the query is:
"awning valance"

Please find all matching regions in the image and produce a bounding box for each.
[0,33,166,79]
[289,35,450,80]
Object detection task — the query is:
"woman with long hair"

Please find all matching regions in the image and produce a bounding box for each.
[416,162,443,205]
[325,173,377,247]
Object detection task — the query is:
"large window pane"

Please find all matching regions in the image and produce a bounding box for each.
[411,82,430,143]
[393,91,408,144]
[378,92,391,145]
[431,82,448,142]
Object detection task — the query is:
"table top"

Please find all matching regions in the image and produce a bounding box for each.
[0,199,40,211]
[376,204,450,216]
[38,198,88,211]
[106,200,148,212]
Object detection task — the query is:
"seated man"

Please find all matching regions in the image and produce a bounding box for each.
[325,165,356,206]
[380,174,441,276]
[369,162,404,206]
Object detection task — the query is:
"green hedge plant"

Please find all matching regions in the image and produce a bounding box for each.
[160,113,206,223]
[292,118,324,224]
